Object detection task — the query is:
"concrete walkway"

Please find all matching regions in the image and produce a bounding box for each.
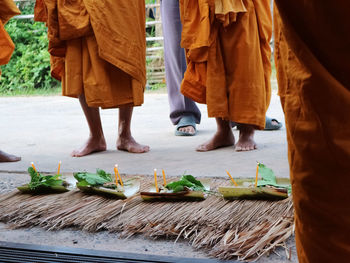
[0,90,288,179]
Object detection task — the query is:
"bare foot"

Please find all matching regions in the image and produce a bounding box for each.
[117,135,150,153]
[196,118,235,152]
[0,150,21,162]
[178,125,196,135]
[235,124,257,151]
[71,136,107,157]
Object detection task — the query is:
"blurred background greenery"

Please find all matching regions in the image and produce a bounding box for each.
[1,2,60,95]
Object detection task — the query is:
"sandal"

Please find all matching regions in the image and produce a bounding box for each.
[175,115,197,136]
[264,116,283,130]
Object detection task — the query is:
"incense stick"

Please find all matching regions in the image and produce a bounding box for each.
[162,169,167,186]
[154,169,159,192]
[255,162,260,187]
[115,165,123,186]
[114,166,120,185]
[225,170,238,187]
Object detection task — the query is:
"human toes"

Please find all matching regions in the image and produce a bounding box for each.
[186,126,195,134]
[196,144,207,152]
[142,145,150,152]
[133,144,150,153]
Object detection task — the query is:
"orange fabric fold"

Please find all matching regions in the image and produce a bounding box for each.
[0,0,21,24]
[215,0,247,26]
[274,1,350,262]
[34,0,47,22]
[43,0,66,58]
[57,0,92,41]
[0,20,15,67]
[0,0,20,76]
[180,0,271,129]
[35,0,146,108]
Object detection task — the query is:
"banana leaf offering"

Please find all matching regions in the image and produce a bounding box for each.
[141,175,211,202]
[17,167,69,194]
[219,164,291,200]
[74,169,140,199]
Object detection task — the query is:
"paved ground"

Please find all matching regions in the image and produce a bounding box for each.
[0,90,298,262]
[0,90,288,178]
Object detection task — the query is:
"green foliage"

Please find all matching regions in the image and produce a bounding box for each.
[145,0,157,4]
[166,175,205,193]
[74,169,112,187]
[146,82,166,91]
[0,4,59,95]
[27,167,63,190]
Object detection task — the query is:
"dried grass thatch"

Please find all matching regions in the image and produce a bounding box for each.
[0,176,294,261]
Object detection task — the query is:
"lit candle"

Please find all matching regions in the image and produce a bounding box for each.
[57,161,61,175]
[31,162,39,176]
[115,165,123,186]
[114,165,119,185]
[154,169,159,193]
[225,170,238,187]
[31,162,37,172]
[255,162,260,187]
[162,169,167,186]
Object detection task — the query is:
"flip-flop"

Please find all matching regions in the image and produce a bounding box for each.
[175,115,197,136]
[264,116,283,130]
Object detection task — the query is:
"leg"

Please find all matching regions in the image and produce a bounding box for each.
[161,0,201,134]
[71,94,106,157]
[196,118,235,152]
[274,2,350,261]
[0,150,21,162]
[117,105,150,153]
[235,124,257,151]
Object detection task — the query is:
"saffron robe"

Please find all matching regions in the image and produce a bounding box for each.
[0,0,20,76]
[34,0,146,108]
[179,0,272,129]
[274,1,350,262]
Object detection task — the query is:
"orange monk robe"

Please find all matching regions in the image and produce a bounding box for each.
[34,0,146,109]
[274,1,350,262]
[0,0,20,76]
[179,0,272,130]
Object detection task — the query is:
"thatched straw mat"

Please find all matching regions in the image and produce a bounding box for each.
[0,177,294,261]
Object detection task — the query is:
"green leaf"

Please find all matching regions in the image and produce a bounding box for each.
[74,169,112,187]
[256,163,277,186]
[181,175,204,187]
[96,169,112,181]
[257,163,291,193]
[165,175,205,193]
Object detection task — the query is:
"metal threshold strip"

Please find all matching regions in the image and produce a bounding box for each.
[0,241,237,263]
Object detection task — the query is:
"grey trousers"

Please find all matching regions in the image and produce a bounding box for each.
[160,0,201,125]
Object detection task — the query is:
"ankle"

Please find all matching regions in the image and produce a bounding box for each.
[238,124,255,133]
[89,131,104,141]
[118,129,132,138]
[217,119,231,132]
